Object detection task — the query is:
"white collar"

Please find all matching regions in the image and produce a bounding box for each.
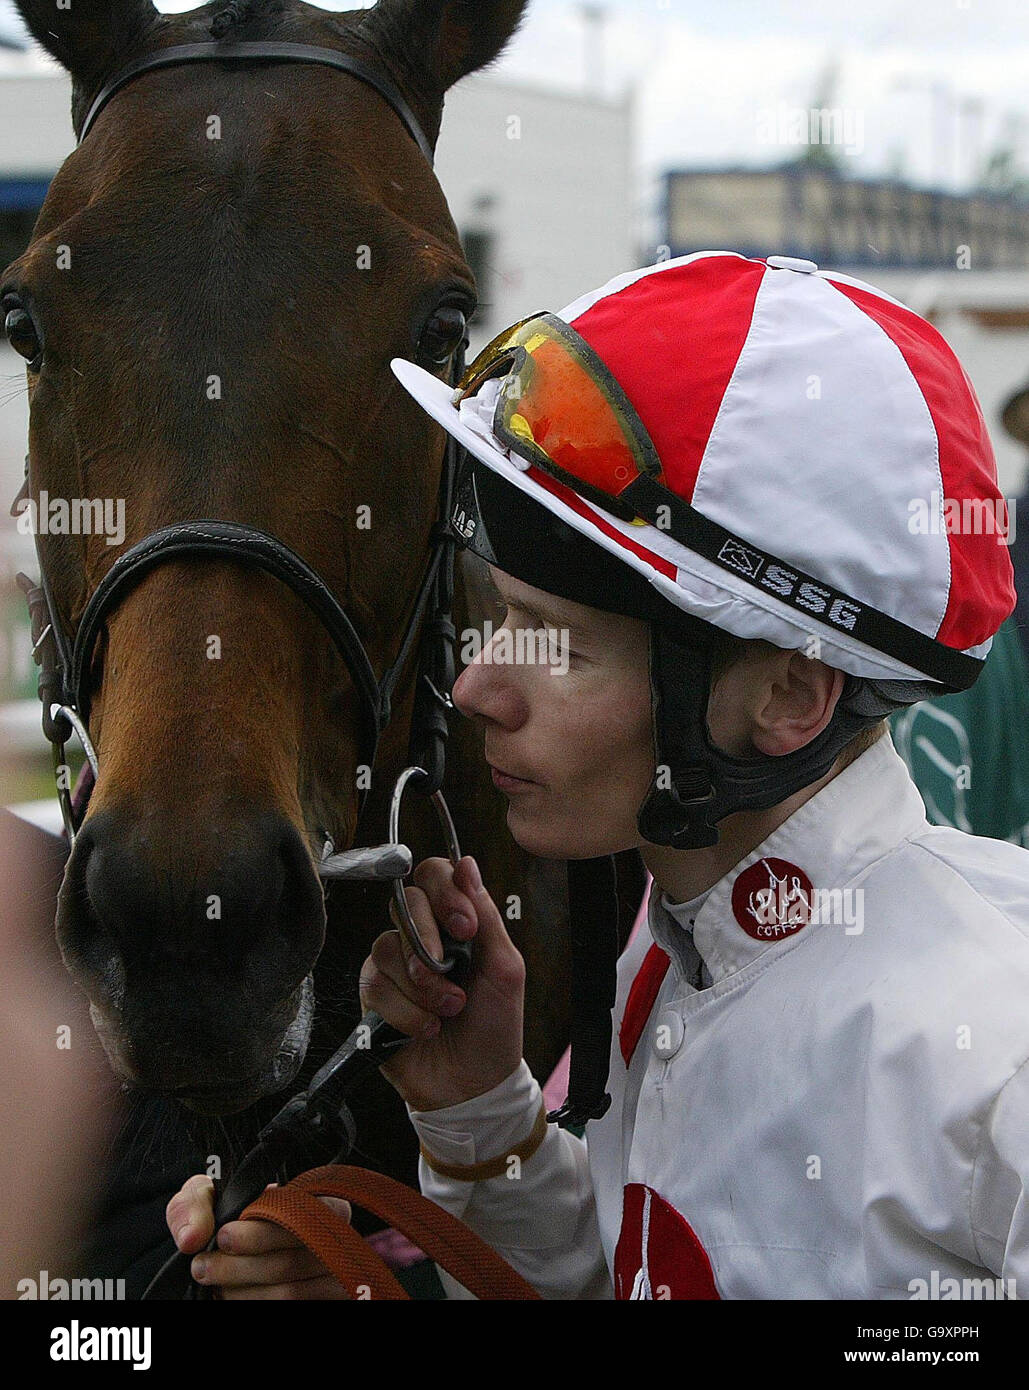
[649,884,711,986]
[647,733,929,987]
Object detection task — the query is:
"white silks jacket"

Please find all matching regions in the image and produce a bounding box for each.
[407,733,1029,1300]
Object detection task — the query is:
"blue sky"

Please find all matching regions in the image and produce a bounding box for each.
[4,0,1029,189]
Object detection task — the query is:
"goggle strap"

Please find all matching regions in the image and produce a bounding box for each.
[620,473,980,691]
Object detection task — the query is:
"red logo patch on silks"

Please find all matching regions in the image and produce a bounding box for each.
[730,856,814,941]
[614,1184,720,1299]
[619,943,671,1066]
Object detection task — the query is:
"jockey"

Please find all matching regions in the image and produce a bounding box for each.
[169,251,1029,1299]
[375,251,1029,1300]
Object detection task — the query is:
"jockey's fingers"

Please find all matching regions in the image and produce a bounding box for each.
[452,856,524,979]
[390,890,468,1001]
[391,883,445,968]
[361,934,456,1038]
[410,857,480,944]
[192,1244,330,1289]
[216,1197,352,1256]
[166,1173,216,1253]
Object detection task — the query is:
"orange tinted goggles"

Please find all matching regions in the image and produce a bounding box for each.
[454,313,665,526]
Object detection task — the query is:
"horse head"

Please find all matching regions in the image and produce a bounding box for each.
[2,0,529,1113]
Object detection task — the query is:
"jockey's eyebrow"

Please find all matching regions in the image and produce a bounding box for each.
[486,569,591,639]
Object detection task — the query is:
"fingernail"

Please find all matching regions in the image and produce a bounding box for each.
[191,1257,208,1282]
[174,1224,191,1247]
[216,1230,233,1252]
[466,857,482,892]
[446,910,473,934]
[439,995,464,1017]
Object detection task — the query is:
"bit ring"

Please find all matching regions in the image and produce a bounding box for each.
[388,767,462,975]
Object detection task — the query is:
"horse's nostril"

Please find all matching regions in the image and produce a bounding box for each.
[59,807,325,982]
[243,820,327,977]
[55,819,126,1009]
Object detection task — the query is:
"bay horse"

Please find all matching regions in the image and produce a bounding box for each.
[3,0,645,1290]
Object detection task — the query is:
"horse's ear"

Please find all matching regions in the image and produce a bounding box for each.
[11,0,160,86]
[361,0,530,94]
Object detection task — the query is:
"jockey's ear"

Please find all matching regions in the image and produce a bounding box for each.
[707,642,845,759]
[748,649,846,759]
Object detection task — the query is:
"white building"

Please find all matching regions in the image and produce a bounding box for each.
[435,72,636,347]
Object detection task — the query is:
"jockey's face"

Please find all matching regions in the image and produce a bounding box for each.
[450,566,655,859]
[452,566,846,863]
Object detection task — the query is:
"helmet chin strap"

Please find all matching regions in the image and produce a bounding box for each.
[636,615,888,851]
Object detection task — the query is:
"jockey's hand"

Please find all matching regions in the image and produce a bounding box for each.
[166,1174,352,1300]
[360,855,525,1111]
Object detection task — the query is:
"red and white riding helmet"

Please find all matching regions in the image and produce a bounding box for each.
[394,250,1016,691]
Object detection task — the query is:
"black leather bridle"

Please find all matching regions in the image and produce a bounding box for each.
[17,38,466,846]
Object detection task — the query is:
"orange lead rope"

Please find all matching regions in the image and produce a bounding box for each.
[241,1165,541,1300]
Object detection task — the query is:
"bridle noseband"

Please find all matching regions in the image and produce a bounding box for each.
[17,38,467,846]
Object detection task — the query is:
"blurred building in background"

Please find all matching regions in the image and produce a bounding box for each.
[663,165,1029,270]
[437,72,635,347]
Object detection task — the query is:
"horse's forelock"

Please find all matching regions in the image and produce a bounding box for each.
[208,0,295,41]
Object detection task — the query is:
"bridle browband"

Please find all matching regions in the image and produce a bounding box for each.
[18,37,465,843]
[77,40,436,162]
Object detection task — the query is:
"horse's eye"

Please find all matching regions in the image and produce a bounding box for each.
[418,304,468,368]
[3,305,43,370]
